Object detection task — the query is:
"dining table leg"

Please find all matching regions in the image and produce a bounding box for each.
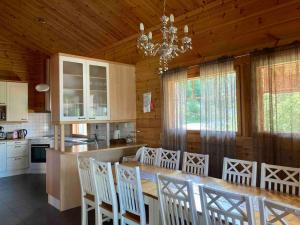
[145,196,160,225]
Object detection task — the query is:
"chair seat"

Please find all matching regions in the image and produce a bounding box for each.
[100,202,113,212]
[123,211,149,224]
[84,193,95,202]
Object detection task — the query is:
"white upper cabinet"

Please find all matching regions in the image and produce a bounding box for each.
[6,82,28,122]
[0,81,7,105]
[51,54,110,122]
[60,56,87,121]
[86,60,109,120]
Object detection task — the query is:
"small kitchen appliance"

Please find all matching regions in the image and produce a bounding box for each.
[17,129,28,139]
[6,131,18,140]
[0,126,5,140]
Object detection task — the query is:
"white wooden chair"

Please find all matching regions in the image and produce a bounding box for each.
[182,152,209,176]
[77,156,95,225]
[115,163,147,225]
[259,197,300,225]
[140,147,160,165]
[90,159,118,225]
[260,163,300,195]
[156,174,198,225]
[156,148,180,170]
[222,157,257,187]
[199,185,256,225]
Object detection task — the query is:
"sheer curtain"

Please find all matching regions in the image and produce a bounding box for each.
[199,60,237,178]
[251,46,300,167]
[162,69,187,155]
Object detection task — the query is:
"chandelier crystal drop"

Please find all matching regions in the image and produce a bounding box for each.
[137,0,192,74]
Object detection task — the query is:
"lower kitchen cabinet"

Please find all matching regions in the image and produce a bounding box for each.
[5,140,29,172]
[7,156,28,170]
[0,142,7,172]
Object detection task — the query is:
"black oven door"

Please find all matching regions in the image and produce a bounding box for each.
[31,144,49,163]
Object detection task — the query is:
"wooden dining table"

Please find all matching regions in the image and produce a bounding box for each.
[115,161,300,225]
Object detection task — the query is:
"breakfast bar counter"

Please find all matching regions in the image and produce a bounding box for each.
[46,143,145,211]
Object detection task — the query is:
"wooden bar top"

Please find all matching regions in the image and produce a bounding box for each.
[47,143,146,155]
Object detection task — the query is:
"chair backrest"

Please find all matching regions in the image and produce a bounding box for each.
[259,198,300,225]
[222,157,257,187]
[156,148,180,170]
[182,152,209,176]
[199,185,256,225]
[90,159,118,210]
[140,147,159,165]
[77,156,94,197]
[260,163,300,195]
[115,163,146,224]
[156,174,198,225]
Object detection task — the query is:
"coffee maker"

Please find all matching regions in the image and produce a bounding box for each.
[0,126,5,140]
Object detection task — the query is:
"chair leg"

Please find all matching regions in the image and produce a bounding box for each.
[95,207,102,225]
[81,201,88,225]
[120,216,125,225]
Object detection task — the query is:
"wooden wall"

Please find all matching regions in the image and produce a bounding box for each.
[0,35,48,112]
[136,57,162,147]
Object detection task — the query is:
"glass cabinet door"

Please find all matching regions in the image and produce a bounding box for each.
[61,58,86,120]
[87,62,109,120]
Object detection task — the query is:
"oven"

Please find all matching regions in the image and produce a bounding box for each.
[31,144,49,163]
[29,137,54,173]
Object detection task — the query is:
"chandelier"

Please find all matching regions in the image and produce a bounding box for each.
[137,0,192,74]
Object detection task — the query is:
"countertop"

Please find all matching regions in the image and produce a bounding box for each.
[47,143,146,155]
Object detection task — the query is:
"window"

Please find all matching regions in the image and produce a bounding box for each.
[187,79,200,130]
[186,67,237,132]
[257,60,300,133]
[72,123,87,136]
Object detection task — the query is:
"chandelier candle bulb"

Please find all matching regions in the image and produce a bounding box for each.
[148,32,152,39]
[170,14,174,23]
[140,23,144,31]
[184,25,188,33]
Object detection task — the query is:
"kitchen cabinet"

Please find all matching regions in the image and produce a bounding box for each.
[6,140,28,171]
[87,60,109,120]
[0,142,6,172]
[6,82,28,122]
[109,63,136,121]
[51,54,109,123]
[0,81,7,105]
[60,56,87,121]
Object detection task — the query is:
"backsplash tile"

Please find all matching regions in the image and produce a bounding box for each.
[0,113,53,137]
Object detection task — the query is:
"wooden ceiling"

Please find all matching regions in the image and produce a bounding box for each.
[1,0,300,66]
[0,0,214,56]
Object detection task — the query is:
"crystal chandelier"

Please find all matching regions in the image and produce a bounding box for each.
[137,0,192,74]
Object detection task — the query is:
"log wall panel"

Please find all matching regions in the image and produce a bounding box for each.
[0,35,47,112]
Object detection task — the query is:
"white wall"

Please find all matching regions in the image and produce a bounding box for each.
[0,113,53,137]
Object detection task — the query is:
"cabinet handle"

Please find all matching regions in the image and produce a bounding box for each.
[89,117,96,120]
[21,118,27,121]
[14,157,22,160]
[78,117,86,120]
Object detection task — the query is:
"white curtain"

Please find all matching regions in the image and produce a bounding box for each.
[162,69,187,154]
[199,60,237,178]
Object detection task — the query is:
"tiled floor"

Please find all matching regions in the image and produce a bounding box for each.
[0,174,99,225]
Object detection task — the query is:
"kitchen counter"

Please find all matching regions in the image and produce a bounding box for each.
[48,143,146,154]
[46,142,145,211]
